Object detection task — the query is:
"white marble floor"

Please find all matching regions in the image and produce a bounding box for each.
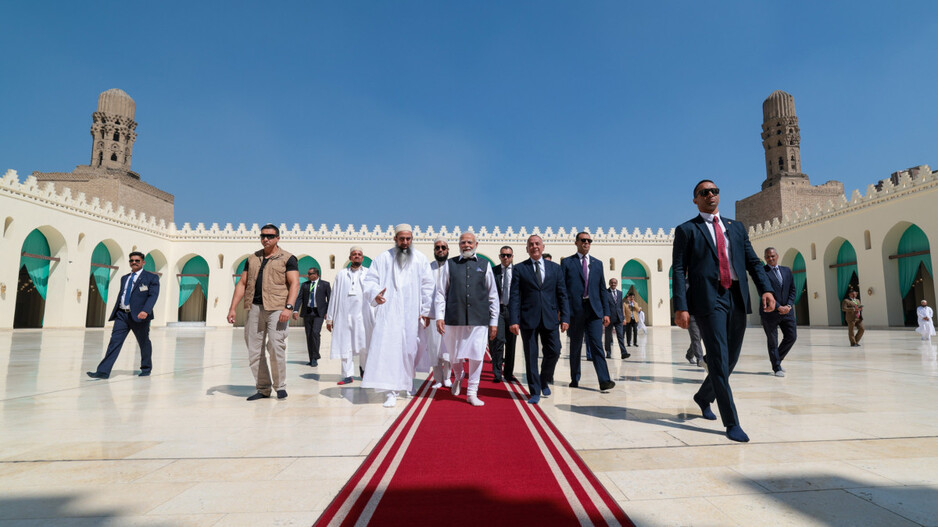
[0,325,936,526]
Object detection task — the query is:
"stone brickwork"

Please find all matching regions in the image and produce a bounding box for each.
[736,90,845,228]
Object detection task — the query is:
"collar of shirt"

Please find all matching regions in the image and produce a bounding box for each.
[699,211,721,225]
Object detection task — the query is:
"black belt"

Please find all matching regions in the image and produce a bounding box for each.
[119,307,131,312]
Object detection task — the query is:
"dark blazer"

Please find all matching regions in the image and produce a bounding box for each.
[607,288,624,324]
[108,270,160,322]
[561,254,611,319]
[296,279,331,317]
[672,214,771,316]
[509,258,570,330]
[761,264,796,318]
[493,264,512,305]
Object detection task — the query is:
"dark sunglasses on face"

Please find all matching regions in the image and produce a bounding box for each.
[696,187,720,197]
[577,238,592,244]
[260,233,278,239]
[129,259,142,263]
[434,246,448,250]
[499,254,512,258]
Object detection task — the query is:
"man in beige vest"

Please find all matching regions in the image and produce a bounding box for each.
[228,224,300,400]
[842,289,864,347]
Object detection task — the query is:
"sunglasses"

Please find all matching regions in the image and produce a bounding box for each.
[499,253,512,258]
[696,187,720,197]
[260,233,278,239]
[577,238,592,244]
[434,246,448,250]
[129,259,142,263]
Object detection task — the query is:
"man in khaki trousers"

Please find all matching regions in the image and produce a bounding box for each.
[842,289,864,347]
[228,224,300,400]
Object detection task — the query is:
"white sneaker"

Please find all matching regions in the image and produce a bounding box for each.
[443,379,452,388]
[467,394,485,407]
[431,382,443,389]
[383,392,397,408]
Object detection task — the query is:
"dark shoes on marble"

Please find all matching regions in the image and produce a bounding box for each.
[621,352,631,359]
[726,425,750,443]
[599,380,616,392]
[86,371,109,379]
[276,389,288,399]
[693,394,717,420]
[527,395,540,404]
[247,392,270,401]
[542,385,551,397]
[337,377,354,385]
[139,371,151,377]
[568,381,579,388]
[308,360,318,367]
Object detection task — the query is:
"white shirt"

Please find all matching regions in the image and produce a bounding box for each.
[120,271,139,309]
[499,264,513,305]
[531,257,545,283]
[698,212,739,281]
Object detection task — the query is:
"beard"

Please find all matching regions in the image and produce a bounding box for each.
[350,261,362,269]
[461,249,476,259]
[434,252,448,263]
[395,246,412,268]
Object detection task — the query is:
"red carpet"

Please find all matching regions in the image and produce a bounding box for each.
[315,357,633,526]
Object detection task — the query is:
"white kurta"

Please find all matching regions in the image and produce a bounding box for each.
[917,306,936,337]
[361,248,434,391]
[418,260,448,365]
[434,257,499,362]
[326,267,373,360]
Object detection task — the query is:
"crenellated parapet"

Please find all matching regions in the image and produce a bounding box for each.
[2,169,675,245]
[750,165,938,239]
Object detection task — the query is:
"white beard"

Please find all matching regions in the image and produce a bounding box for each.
[461,249,476,259]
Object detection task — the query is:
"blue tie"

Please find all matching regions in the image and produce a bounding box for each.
[123,272,136,306]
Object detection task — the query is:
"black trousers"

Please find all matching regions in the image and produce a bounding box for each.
[694,282,746,428]
[520,326,560,397]
[304,308,324,362]
[96,310,152,375]
[489,305,517,380]
[604,322,627,357]
[761,313,797,371]
[624,320,638,345]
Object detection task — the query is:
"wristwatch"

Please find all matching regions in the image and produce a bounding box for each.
[285,304,294,310]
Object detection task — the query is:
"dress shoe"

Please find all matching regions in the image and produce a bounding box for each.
[774,370,786,377]
[247,392,270,401]
[507,376,519,383]
[277,389,288,399]
[542,385,551,397]
[686,352,696,364]
[337,377,354,385]
[621,352,631,359]
[492,377,502,383]
[568,381,579,388]
[726,425,750,443]
[527,394,540,405]
[305,362,312,366]
[139,371,151,377]
[693,394,717,420]
[86,371,109,379]
[310,360,318,367]
[599,380,616,392]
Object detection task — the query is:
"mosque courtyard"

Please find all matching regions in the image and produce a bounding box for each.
[0,325,936,526]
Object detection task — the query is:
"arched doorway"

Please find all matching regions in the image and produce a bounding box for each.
[830,241,859,326]
[14,229,54,328]
[892,225,935,326]
[790,252,810,326]
[621,259,650,325]
[178,256,209,322]
[477,253,496,268]
[85,242,117,327]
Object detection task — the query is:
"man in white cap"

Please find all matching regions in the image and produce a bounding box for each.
[420,237,454,389]
[362,224,434,407]
[435,232,499,406]
[326,246,374,385]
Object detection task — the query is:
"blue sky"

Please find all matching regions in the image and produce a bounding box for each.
[1,1,936,231]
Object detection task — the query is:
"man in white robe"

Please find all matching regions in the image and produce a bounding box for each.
[435,233,500,407]
[419,238,454,389]
[917,300,935,341]
[326,246,373,385]
[362,224,434,407]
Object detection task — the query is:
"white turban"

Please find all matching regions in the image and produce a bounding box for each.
[349,245,363,254]
[434,237,448,245]
[394,223,413,235]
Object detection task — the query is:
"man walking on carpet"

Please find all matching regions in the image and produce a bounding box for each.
[435,232,500,406]
[422,238,454,389]
[362,224,434,408]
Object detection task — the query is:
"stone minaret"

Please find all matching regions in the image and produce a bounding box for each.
[760,90,807,189]
[90,89,138,173]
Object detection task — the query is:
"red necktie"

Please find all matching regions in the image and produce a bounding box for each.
[712,218,732,289]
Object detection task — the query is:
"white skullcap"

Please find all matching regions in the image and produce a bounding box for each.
[434,237,448,245]
[349,245,363,254]
[394,223,413,234]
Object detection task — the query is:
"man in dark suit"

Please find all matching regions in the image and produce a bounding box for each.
[561,232,615,392]
[489,245,518,383]
[761,247,797,377]
[293,267,330,367]
[604,278,630,359]
[672,179,775,443]
[87,251,160,379]
[509,235,570,404]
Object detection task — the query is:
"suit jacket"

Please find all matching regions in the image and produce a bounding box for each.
[108,270,160,322]
[508,258,570,330]
[296,279,331,317]
[672,214,771,317]
[607,288,624,324]
[561,254,611,319]
[493,264,512,306]
[762,264,796,319]
[623,298,641,323]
